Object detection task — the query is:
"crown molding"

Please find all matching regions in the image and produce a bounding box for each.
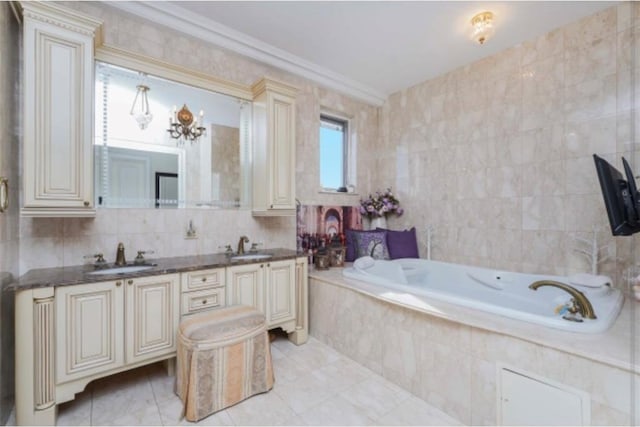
[103,1,386,106]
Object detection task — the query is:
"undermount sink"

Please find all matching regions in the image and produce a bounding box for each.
[87,265,155,275]
[230,254,273,261]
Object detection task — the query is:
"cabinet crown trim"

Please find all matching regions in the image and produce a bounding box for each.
[20,1,103,42]
[251,77,298,98]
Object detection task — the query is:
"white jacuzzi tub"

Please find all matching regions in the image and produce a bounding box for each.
[342,258,624,333]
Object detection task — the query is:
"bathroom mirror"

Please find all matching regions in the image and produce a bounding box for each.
[94,60,252,209]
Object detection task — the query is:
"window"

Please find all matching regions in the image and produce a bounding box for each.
[320,114,349,191]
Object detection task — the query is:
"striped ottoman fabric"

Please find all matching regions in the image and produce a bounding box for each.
[176,305,274,422]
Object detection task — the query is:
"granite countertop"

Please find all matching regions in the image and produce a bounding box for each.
[7,248,302,291]
[310,266,640,375]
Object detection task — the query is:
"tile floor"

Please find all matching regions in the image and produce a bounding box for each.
[10,334,462,426]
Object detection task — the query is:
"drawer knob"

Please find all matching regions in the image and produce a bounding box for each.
[202,299,207,305]
[127,279,133,285]
[116,281,122,287]
[201,277,207,282]
[84,201,90,207]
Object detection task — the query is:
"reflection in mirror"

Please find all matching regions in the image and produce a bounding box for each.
[94,61,252,209]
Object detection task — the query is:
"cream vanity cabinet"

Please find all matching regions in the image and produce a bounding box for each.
[251,78,298,216]
[20,2,101,217]
[180,268,226,316]
[226,259,296,329]
[55,274,180,383]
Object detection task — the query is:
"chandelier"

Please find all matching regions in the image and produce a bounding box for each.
[167,104,206,145]
[130,78,153,130]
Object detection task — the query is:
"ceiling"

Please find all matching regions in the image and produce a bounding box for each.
[111,1,615,105]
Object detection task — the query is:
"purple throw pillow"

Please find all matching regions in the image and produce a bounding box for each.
[377,227,419,259]
[345,229,367,262]
[353,230,390,260]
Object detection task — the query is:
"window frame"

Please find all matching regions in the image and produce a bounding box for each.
[319,113,350,192]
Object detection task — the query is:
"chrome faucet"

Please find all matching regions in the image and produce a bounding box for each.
[115,242,126,266]
[529,280,597,319]
[237,236,249,255]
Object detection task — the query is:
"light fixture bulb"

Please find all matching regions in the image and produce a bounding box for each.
[471,11,494,45]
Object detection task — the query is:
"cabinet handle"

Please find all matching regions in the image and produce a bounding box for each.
[83,201,90,207]
[267,263,270,267]
[127,279,133,285]
[116,281,122,287]
[201,277,207,282]
[0,177,8,213]
[260,264,264,268]
[202,299,207,305]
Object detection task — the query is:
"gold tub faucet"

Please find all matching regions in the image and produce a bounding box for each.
[115,242,126,266]
[529,280,597,319]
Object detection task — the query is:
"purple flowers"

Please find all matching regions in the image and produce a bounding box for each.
[359,188,403,219]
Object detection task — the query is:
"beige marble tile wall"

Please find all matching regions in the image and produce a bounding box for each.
[309,278,639,425]
[379,4,639,285]
[0,2,19,424]
[17,1,379,273]
[210,124,240,204]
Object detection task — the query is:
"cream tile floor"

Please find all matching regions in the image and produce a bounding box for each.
[36,335,461,426]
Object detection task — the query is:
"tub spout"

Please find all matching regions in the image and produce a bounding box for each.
[529,280,597,319]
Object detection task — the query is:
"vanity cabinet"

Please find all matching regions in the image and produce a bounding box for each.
[55,274,179,383]
[251,78,297,216]
[20,2,101,217]
[226,259,296,330]
[180,268,226,316]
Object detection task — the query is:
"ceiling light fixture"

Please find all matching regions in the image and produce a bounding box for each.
[130,74,153,130]
[471,11,494,45]
[167,104,206,145]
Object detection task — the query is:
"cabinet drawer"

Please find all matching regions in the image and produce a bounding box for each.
[181,268,224,292]
[182,288,226,315]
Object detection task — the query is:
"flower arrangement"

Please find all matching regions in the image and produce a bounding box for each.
[359,188,404,219]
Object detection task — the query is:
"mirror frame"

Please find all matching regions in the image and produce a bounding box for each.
[95,44,253,101]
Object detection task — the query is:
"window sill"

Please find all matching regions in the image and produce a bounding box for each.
[318,190,360,197]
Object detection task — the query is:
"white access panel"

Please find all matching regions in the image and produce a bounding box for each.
[498,367,590,426]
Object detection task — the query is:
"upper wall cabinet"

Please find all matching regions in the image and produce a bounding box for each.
[251,78,297,216]
[21,2,102,217]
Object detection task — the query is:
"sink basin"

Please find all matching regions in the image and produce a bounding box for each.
[230,254,273,261]
[87,265,155,275]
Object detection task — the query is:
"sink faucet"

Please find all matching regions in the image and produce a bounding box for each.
[115,242,126,266]
[529,280,597,319]
[237,236,249,255]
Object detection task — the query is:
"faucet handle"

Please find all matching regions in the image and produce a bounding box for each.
[134,250,154,264]
[84,253,107,266]
[249,242,263,253]
[219,245,234,255]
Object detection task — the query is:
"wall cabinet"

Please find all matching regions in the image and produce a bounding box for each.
[251,78,297,216]
[21,2,101,217]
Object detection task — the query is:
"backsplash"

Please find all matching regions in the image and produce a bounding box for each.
[19,209,295,273]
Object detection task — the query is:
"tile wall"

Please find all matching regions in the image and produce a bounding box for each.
[0,2,19,423]
[16,1,379,274]
[378,3,639,286]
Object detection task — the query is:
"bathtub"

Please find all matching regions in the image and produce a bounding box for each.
[342,258,624,333]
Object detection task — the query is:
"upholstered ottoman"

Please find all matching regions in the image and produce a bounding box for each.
[176,305,274,421]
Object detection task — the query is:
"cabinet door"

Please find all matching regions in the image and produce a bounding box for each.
[226,263,265,311]
[268,91,296,210]
[22,3,100,216]
[56,281,124,383]
[266,260,296,327]
[125,274,180,364]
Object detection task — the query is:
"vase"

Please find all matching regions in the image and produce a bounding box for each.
[368,216,387,230]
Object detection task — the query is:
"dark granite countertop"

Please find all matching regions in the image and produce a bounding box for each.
[6,248,303,291]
